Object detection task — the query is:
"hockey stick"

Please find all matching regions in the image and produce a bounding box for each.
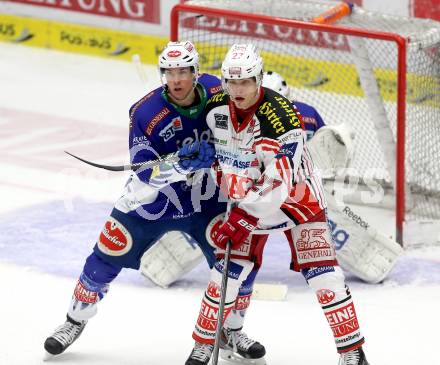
[212,240,232,365]
[64,151,196,172]
[132,54,149,87]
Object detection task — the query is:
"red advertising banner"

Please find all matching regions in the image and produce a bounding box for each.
[182,16,351,51]
[7,0,160,24]
[181,0,365,5]
[411,0,440,21]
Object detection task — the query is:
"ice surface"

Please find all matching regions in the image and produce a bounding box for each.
[0,43,439,364]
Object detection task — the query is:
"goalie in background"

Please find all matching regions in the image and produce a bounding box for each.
[262,70,356,172]
[263,70,327,141]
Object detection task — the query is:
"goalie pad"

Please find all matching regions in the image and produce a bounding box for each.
[140,231,203,288]
[307,123,355,174]
[326,192,403,283]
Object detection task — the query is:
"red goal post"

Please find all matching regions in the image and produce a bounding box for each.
[170,1,440,246]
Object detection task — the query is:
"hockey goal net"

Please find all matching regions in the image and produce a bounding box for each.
[170,0,440,245]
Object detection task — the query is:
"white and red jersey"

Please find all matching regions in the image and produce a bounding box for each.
[206,87,327,229]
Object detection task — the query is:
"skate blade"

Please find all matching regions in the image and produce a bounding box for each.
[220,349,267,364]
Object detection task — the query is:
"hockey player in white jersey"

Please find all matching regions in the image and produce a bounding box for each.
[184,45,369,365]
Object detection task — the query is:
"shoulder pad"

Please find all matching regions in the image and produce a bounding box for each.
[130,87,162,119]
[198,74,222,97]
[257,88,302,137]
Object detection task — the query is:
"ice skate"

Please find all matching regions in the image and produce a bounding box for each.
[339,347,370,365]
[220,327,266,364]
[44,315,87,356]
[185,342,214,365]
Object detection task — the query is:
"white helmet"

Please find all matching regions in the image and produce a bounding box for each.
[262,71,290,98]
[158,41,199,84]
[221,44,263,89]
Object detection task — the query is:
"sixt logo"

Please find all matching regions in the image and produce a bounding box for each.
[159,117,183,141]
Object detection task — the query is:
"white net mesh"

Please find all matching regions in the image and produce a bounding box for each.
[175,0,440,221]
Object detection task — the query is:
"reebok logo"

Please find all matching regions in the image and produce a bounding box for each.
[343,206,370,230]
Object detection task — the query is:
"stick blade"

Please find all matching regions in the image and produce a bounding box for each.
[64,151,128,171]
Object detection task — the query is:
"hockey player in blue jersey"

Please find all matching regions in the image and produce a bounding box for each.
[44,41,264,360]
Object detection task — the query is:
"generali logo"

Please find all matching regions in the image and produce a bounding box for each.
[12,0,160,24]
[182,15,349,51]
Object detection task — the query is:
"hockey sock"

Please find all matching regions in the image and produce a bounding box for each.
[68,253,121,322]
[225,268,258,330]
[193,280,237,344]
[193,259,253,343]
[303,266,364,353]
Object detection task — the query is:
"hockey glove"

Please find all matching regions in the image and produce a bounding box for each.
[176,141,215,173]
[213,207,259,250]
